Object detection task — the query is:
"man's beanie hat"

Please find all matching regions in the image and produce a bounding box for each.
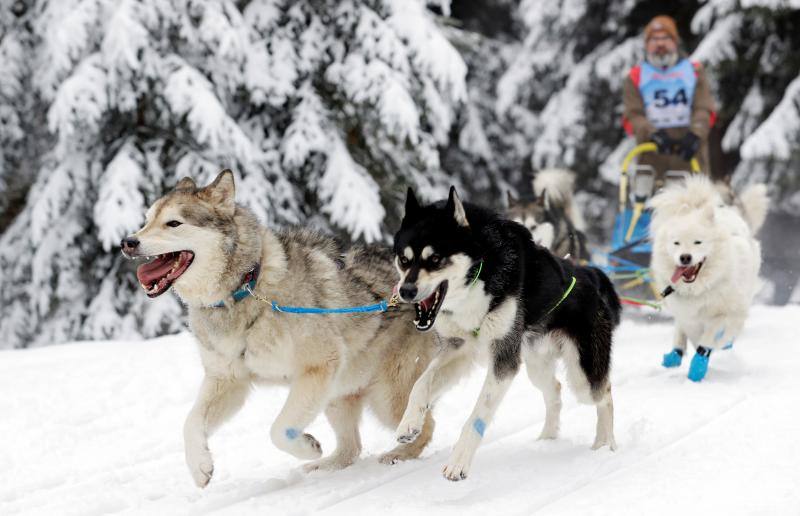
[645,15,680,43]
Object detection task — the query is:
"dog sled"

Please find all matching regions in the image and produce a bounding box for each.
[594,142,701,308]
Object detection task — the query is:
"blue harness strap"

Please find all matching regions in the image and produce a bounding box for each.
[210,262,396,314]
[270,300,389,314]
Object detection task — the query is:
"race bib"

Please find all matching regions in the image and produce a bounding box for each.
[639,59,696,129]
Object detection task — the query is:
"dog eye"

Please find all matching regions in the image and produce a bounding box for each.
[430,254,441,264]
[166,220,183,228]
[399,256,409,266]
[673,241,680,246]
[693,240,702,245]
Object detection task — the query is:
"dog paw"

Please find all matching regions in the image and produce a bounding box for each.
[379,446,421,465]
[395,415,424,444]
[688,353,710,382]
[186,448,214,488]
[442,444,474,482]
[281,432,323,460]
[297,433,323,460]
[442,462,469,482]
[537,427,559,440]
[378,452,402,465]
[591,437,618,451]
[592,440,617,451]
[303,453,356,473]
[662,349,683,368]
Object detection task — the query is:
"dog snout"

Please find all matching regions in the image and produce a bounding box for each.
[121,236,140,256]
[399,283,418,301]
[679,253,692,265]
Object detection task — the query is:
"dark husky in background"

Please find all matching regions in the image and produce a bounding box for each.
[392,186,621,481]
[507,168,589,262]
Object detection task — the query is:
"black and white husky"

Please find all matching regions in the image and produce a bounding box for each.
[393,187,621,481]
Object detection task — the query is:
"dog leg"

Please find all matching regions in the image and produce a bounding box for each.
[304,393,364,472]
[380,411,435,465]
[270,364,335,460]
[442,360,517,481]
[522,337,561,440]
[688,317,743,381]
[184,375,250,488]
[396,346,465,443]
[591,385,617,451]
[662,328,687,368]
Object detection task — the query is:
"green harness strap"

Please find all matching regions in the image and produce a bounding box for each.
[543,275,577,318]
[472,274,577,338]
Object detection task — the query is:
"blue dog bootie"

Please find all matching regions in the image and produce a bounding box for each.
[688,347,712,382]
[662,348,684,368]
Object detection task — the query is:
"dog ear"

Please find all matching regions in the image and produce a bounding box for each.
[400,187,421,227]
[537,188,548,209]
[405,187,421,215]
[201,169,236,217]
[507,190,517,208]
[175,176,197,191]
[446,186,469,228]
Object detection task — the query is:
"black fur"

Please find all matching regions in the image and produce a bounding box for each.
[395,187,621,390]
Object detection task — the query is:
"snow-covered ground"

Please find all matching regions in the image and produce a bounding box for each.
[2,305,799,515]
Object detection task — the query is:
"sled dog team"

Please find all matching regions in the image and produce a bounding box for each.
[121,168,766,485]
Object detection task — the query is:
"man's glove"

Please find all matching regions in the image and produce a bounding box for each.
[677,132,700,162]
[650,129,674,155]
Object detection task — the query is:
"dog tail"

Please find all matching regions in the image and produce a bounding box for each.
[533,168,586,230]
[738,183,769,233]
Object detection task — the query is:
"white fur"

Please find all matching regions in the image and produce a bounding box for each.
[530,222,555,249]
[651,177,766,354]
[533,168,586,231]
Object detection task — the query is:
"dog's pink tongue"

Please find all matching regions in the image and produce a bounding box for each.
[671,266,688,284]
[137,255,173,285]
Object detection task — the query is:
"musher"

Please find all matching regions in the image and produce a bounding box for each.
[622,15,717,181]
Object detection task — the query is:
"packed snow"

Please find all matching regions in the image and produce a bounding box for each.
[2,305,799,515]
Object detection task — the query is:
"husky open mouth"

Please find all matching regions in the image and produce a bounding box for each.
[135,251,194,297]
[671,259,705,284]
[414,281,448,331]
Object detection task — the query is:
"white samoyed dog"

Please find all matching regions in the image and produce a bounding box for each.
[649,177,768,381]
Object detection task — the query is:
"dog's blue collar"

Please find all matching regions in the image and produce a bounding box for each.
[209,264,260,308]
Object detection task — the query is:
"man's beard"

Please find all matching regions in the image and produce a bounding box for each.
[647,51,679,69]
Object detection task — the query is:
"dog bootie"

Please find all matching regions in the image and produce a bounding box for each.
[688,347,712,382]
[662,348,684,368]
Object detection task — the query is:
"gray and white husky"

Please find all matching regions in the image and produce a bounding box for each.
[121,170,437,487]
[393,187,621,481]
[506,168,589,262]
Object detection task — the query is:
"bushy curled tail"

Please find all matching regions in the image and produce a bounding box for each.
[533,168,585,230]
[738,183,768,233]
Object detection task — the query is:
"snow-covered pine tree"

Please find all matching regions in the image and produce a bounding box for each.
[0,0,468,349]
[3,1,800,348]
[449,0,800,239]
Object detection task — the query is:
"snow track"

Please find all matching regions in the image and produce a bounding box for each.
[2,306,799,515]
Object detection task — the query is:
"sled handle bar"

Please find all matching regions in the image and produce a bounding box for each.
[619,142,701,213]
